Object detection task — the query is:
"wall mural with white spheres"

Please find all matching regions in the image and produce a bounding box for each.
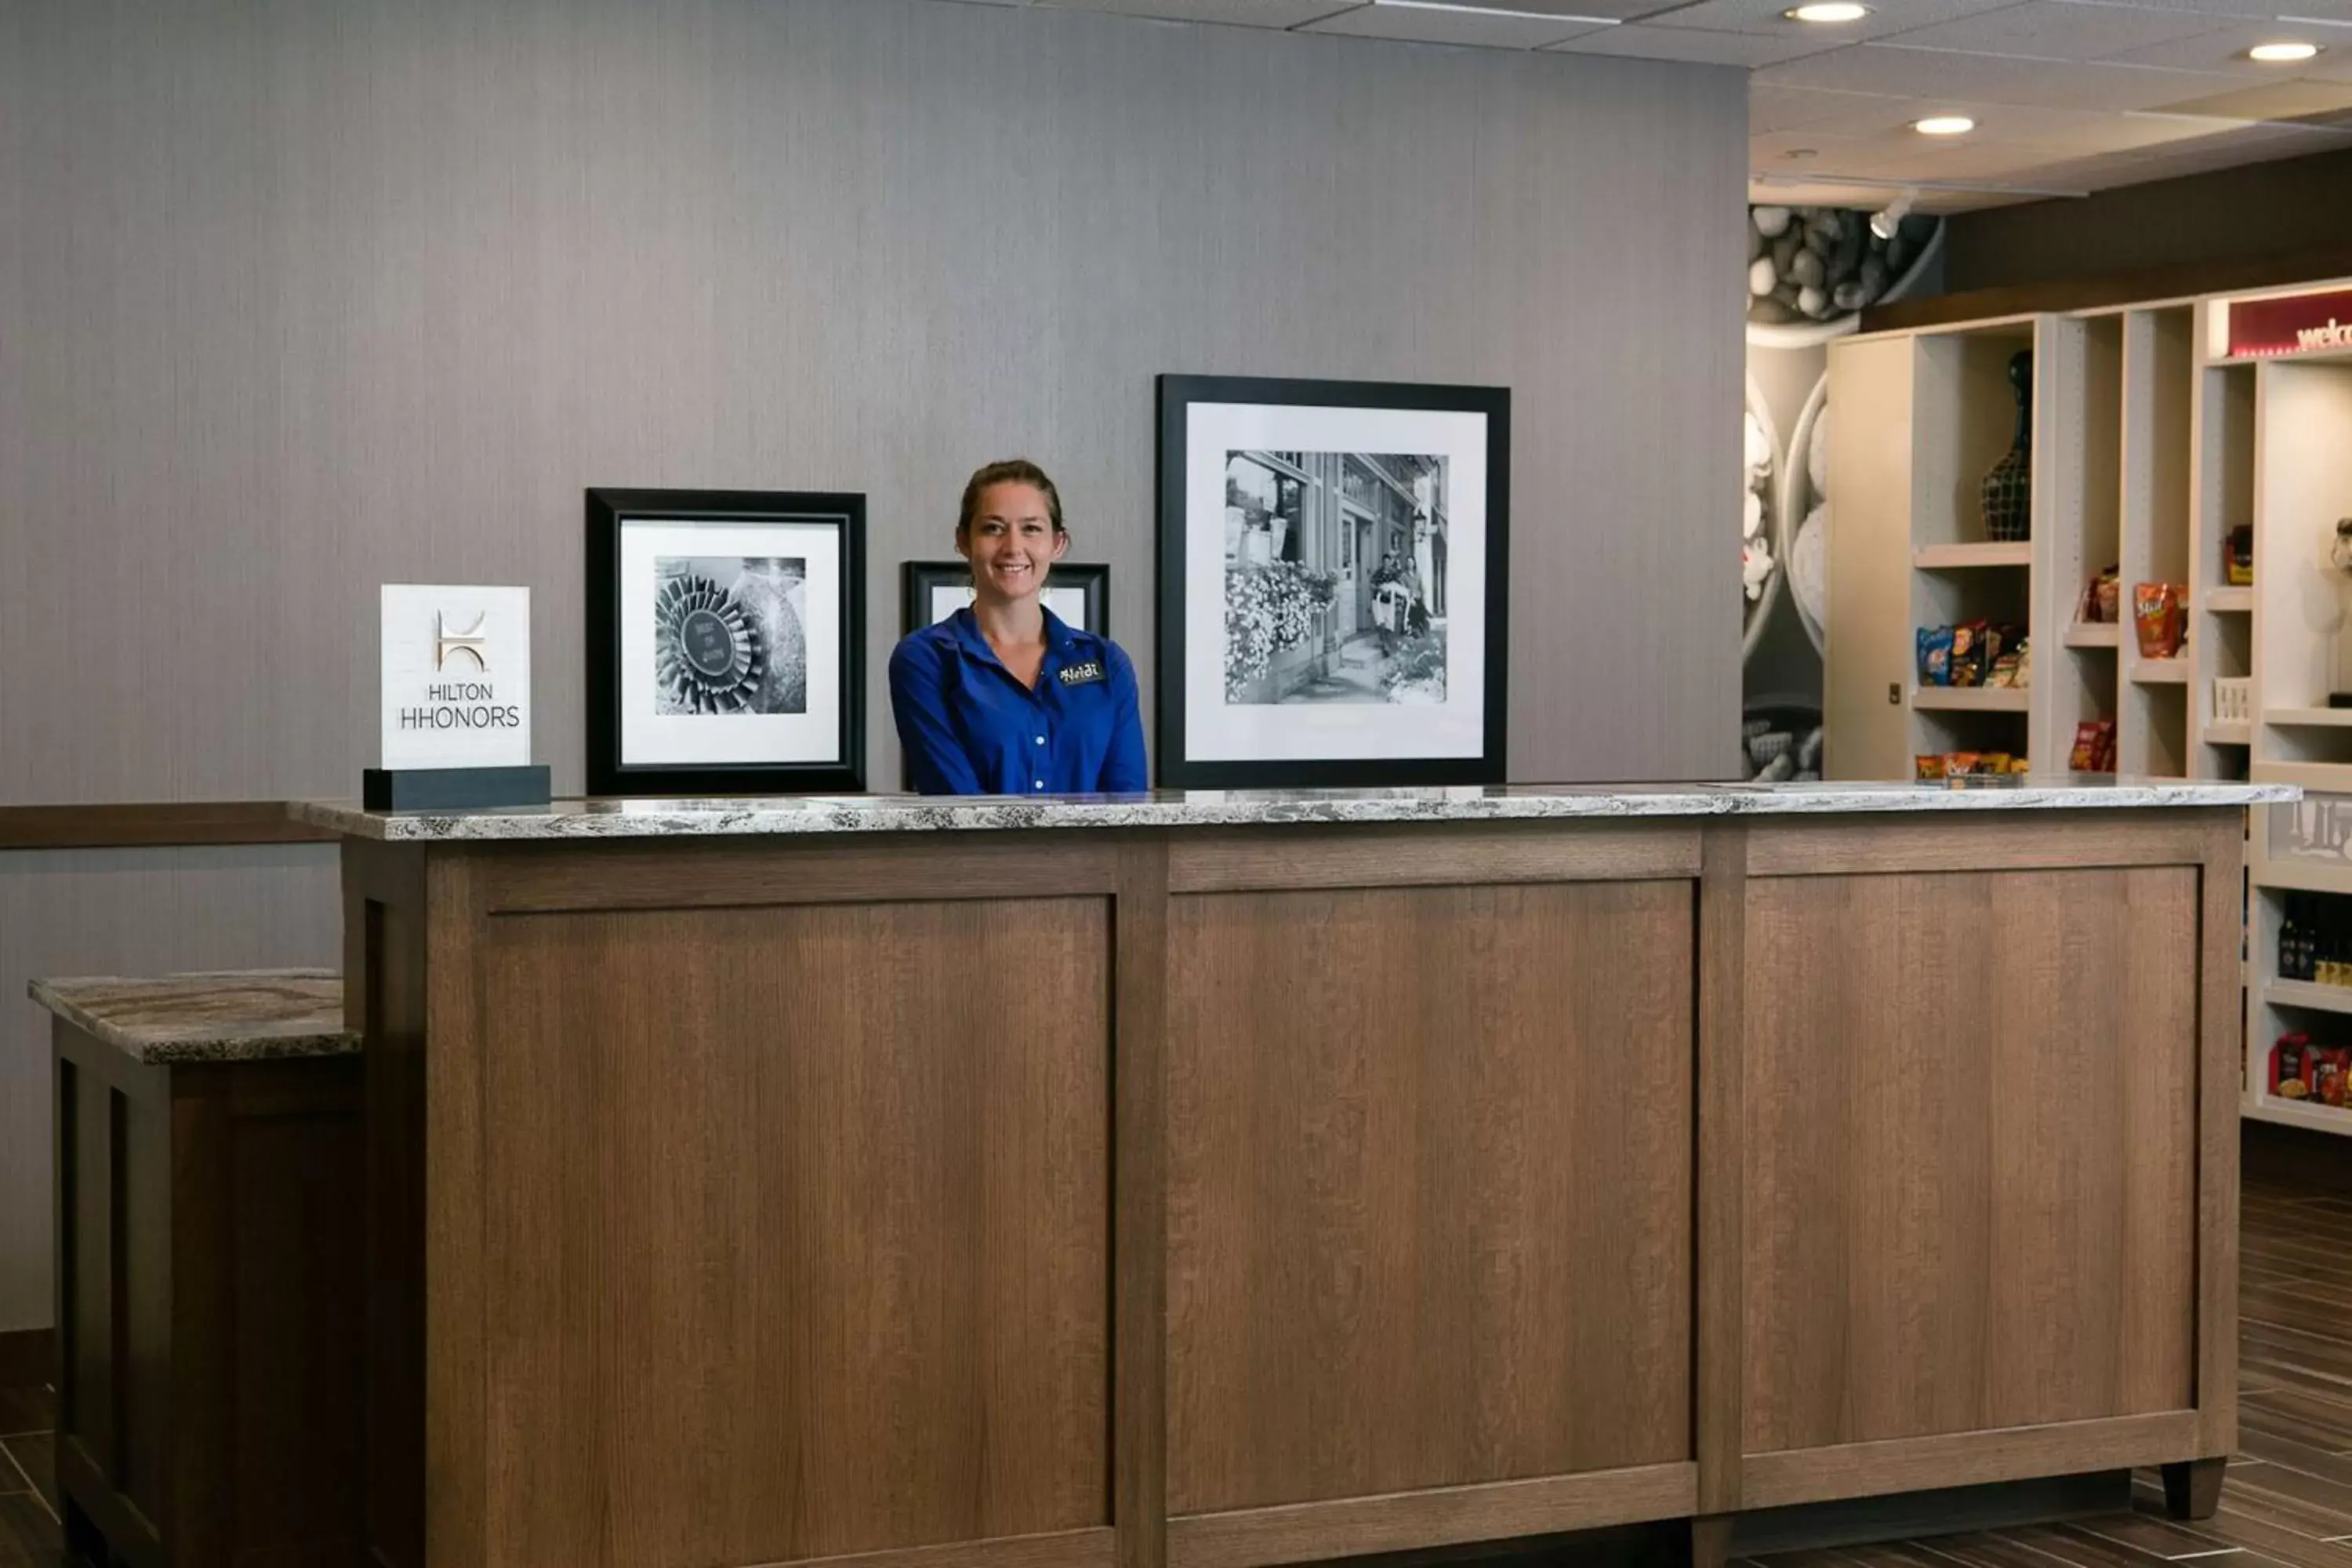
[1740,201,1945,783]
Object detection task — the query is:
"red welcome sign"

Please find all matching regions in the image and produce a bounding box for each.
[2229,287,2352,358]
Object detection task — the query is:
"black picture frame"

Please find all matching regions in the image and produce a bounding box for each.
[899,560,1110,638]
[1155,374,1510,789]
[586,488,866,797]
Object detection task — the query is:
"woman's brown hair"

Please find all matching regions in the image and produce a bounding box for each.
[957,459,1065,541]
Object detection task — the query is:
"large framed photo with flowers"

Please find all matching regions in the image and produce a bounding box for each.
[586,488,866,797]
[1156,375,1508,788]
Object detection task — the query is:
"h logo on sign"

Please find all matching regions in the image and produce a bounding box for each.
[435,612,489,672]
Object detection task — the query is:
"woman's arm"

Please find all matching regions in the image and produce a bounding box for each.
[1098,646,1149,793]
[889,639,986,795]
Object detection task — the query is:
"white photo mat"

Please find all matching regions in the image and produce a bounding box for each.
[1183,401,1489,763]
[929,581,1091,628]
[619,517,845,768]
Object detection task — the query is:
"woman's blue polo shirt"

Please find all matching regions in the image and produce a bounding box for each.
[887,608,1149,796]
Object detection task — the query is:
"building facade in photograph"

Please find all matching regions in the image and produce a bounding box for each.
[1223,450,1448,706]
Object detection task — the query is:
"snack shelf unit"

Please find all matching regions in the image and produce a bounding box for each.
[2214,279,2352,1132]
[1825,274,2352,1133]
[1827,303,2205,779]
[1824,314,2049,777]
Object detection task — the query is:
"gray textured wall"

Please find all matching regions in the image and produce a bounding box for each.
[0,0,1746,1329]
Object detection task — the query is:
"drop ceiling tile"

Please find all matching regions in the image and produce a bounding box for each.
[1776,128,2136,173]
[2143,74,2352,111]
[1748,83,1916,130]
[2115,20,2352,74]
[1367,0,1634,10]
[1758,91,2097,132]
[1298,2,1610,45]
[1642,0,2021,39]
[1758,41,2244,108]
[1867,0,2245,56]
[2098,0,2352,16]
[1547,20,1840,56]
[1033,0,1363,24]
[2102,116,2352,168]
[1748,176,1915,203]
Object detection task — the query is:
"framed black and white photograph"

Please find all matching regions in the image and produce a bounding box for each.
[1156,375,1508,789]
[901,560,1109,637]
[586,488,866,795]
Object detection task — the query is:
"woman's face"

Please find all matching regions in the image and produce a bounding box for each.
[960,482,1068,605]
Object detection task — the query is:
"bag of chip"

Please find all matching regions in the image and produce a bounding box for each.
[2095,567,2121,624]
[2133,583,2183,659]
[1916,626,1953,686]
[1951,620,1991,687]
[1916,754,1948,781]
[2069,720,2115,774]
[2275,1033,2313,1099]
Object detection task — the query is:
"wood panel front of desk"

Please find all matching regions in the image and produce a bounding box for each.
[344,810,2240,1568]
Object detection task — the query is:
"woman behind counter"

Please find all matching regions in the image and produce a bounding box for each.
[889,459,1148,796]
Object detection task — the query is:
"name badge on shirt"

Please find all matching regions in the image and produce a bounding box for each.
[1057,660,1107,688]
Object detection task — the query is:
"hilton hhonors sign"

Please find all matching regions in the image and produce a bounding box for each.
[379,585,532,772]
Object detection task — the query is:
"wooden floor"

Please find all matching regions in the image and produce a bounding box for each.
[8,1180,2352,1567]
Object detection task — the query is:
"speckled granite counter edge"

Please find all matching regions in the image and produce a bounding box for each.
[27,975,361,1065]
[292,781,2297,843]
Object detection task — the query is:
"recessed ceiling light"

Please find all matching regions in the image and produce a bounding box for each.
[1785,2,1870,21]
[1914,115,1976,136]
[2249,39,2321,61]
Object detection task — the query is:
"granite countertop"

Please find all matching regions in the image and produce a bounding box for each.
[27,970,358,1064]
[291,777,2295,843]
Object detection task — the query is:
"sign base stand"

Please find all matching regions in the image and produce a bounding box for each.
[362,766,551,813]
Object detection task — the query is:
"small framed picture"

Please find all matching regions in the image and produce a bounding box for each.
[586,488,866,796]
[901,560,1109,637]
[1156,375,1509,789]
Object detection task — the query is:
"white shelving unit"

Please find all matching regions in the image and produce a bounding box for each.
[1912,686,2030,712]
[1915,543,2034,568]
[2265,978,2352,1016]
[2213,279,2352,1135]
[2244,1098,2352,1134]
[1825,303,2205,779]
[1827,274,2352,1136]
[1824,314,2049,776]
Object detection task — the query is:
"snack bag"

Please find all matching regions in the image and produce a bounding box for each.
[1916,755,1948,781]
[2133,583,2183,659]
[2276,1033,2313,1098]
[2095,567,2121,623]
[2325,1049,2350,1109]
[2067,720,2115,773]
[1917,626,1954,686]
[1951,621,1990,687]
[2227,524,2253,587]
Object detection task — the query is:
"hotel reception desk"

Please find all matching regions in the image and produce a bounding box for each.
[292,779,2285,1568]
